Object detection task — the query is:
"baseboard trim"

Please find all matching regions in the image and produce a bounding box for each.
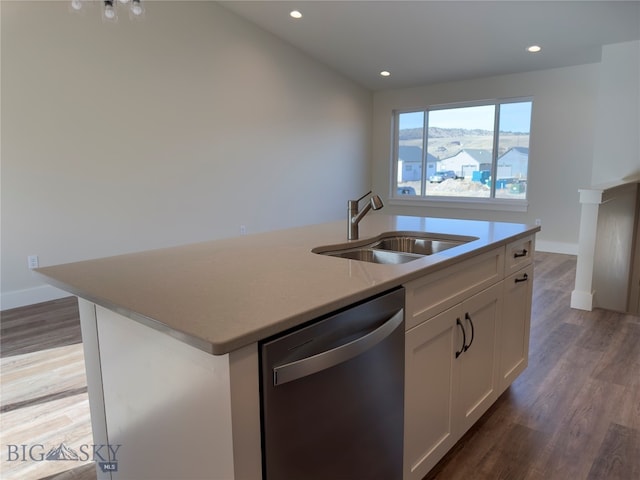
[570,289,594,311]
[1,285,70,311]
[535,240,578,255]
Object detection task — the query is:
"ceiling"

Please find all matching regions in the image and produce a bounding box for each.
[219,1,640,91]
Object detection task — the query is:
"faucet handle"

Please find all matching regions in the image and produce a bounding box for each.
[354,190,373,203]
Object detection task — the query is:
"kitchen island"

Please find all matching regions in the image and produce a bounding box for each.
[35,215,540,480]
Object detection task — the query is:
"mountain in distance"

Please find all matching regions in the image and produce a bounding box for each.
[399,126,527,140]
[45,443,80,461]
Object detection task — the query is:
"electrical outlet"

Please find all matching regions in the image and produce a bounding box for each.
[28,255,39,269]
[240,225,247,236]
[535,218,542,226]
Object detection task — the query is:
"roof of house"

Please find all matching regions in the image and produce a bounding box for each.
[399,146,438,163]
[436,149,492,164]
[498,146,529,161]
[462,149,493,163]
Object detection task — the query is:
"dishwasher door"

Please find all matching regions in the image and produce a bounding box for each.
[260,287,405,480]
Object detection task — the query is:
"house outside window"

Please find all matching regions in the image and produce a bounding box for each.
[394,98,532,210]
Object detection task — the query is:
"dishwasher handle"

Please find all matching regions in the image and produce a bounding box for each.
[273,308,403,386]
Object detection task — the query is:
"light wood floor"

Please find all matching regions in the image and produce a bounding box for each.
[1,253,638,480]
[1,298,94,480]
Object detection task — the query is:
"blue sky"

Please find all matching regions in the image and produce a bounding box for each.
[499,102,532,133]
[399,101,531,133]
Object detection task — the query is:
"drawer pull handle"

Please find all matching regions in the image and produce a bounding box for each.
[463,312,475,352]
[455,318,466,358]
[515,273,529,283]
[514,249,528,258]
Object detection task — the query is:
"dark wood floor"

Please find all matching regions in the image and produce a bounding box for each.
[1,252,638,480]
[1,296,83,358]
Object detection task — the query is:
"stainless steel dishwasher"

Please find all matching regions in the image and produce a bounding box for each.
[260,287,405,480]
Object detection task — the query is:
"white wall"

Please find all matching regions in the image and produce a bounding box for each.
[0,1,372,308]
[591,40,640,184]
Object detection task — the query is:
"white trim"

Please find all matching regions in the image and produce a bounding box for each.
[577,188,604,205]
[578,179,640,205]
[0,285,70,311]
[388,197,528,212]
[570,289,594,311]
[535,240,578,256]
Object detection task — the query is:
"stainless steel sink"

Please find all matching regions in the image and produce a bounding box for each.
[313,231,478,264]
[372,236,462,255]
[324,248,421,264]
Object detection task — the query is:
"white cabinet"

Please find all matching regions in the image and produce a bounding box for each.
[499,235,534,393]
[404,239,534,480]
[504,235,534,276]
[404,283,503,480]
[499,265,534,393]
[456,282,502,433]
[404,305,459,479]
[405,247,504,330]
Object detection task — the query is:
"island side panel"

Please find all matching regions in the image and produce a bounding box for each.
[95,306,235,480]
[229,343,263,480]
[78,299,111,480]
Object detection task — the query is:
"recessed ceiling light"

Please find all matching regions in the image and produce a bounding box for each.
[527,45,542,53]
[380,71,391,77]
[290,10,302,19]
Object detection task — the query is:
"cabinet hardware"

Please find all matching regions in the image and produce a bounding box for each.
[463,312,475,352]
[514,273,529,283]
[513,249,528,258]
[455,318,466,358]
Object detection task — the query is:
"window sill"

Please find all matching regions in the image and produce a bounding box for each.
[388,196,529,212]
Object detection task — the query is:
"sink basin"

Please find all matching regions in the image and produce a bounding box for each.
[372,236,463,255]
[325,248,421,264]
[313,231,478,264]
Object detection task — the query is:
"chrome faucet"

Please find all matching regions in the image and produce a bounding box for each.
[348,191,384,240]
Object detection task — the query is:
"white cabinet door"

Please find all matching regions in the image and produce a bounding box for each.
[403,241,536,480]
[455,282,502,435]
[499,264,533,392]
[404,305,461,480]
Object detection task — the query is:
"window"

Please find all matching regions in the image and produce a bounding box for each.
[394,99,532,207]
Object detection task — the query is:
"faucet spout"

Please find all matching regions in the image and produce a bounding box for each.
[348,191,384,240]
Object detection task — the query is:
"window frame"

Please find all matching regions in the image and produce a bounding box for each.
[390,97,532,212]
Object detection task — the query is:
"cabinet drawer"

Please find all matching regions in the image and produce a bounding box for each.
[499,263,533,393]
[505,235,534,276]
[404,247,505,330]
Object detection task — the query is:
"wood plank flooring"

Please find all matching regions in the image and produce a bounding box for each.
[1,297,83,358]
[1,297,94,480]
[0,253,638,480]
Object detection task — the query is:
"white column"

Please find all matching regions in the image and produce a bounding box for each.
[570,189,603,311]
[571,180,639,312]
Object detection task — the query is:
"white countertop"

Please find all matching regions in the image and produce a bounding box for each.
[35,214,539,354]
